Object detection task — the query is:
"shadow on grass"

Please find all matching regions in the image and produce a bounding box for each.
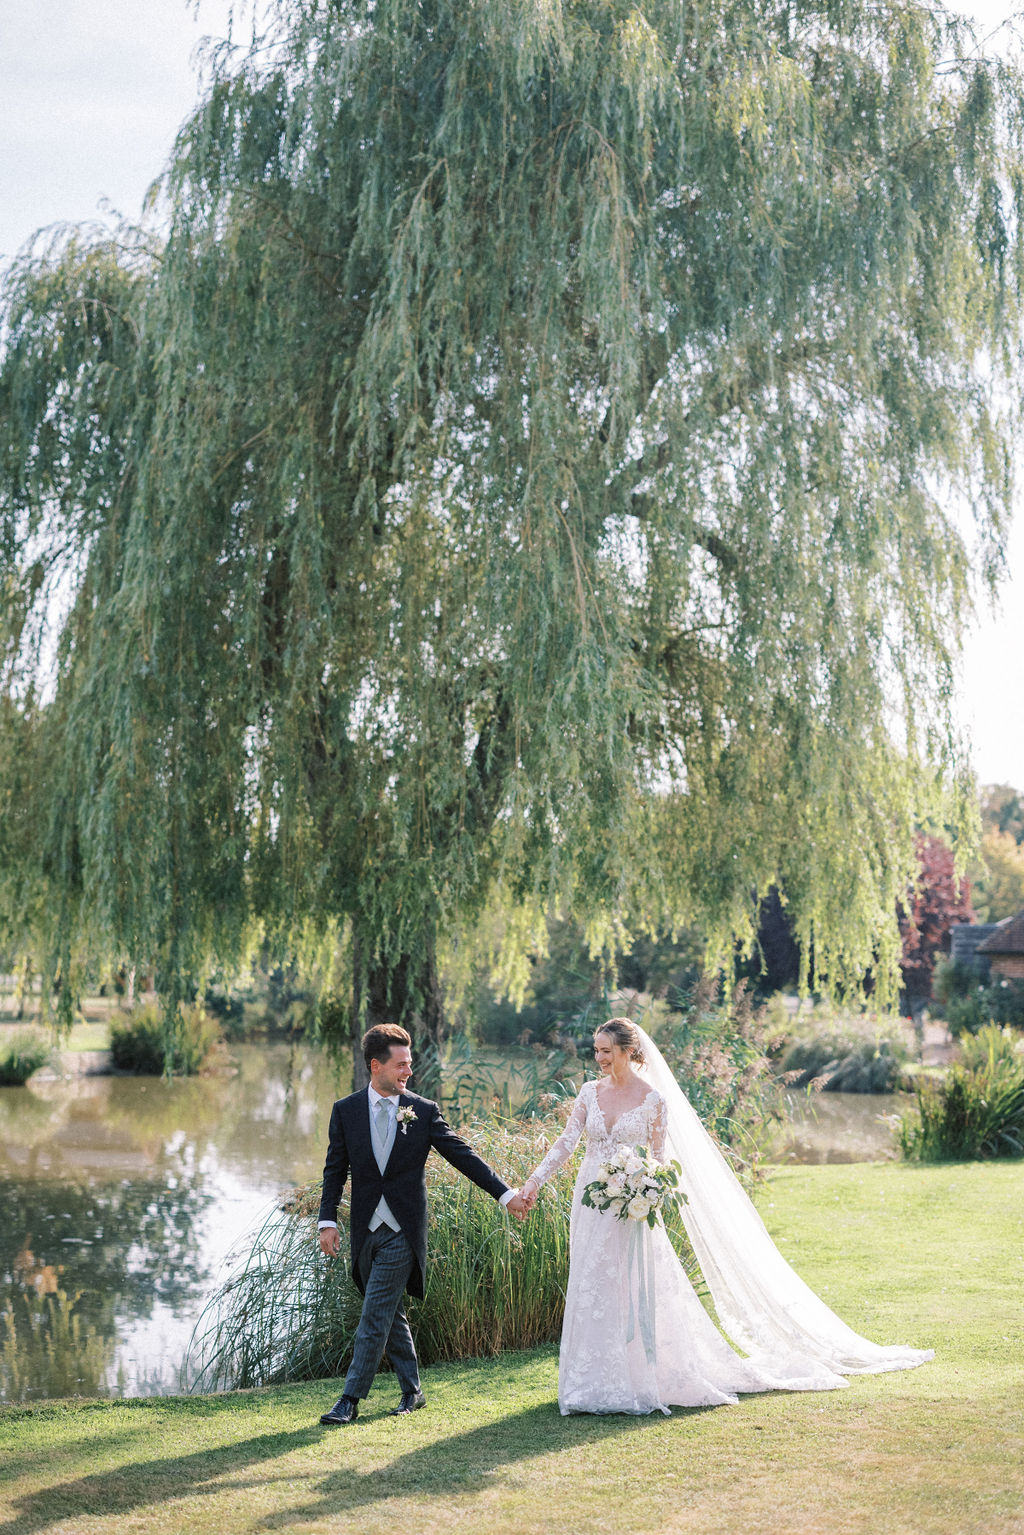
[257,1399,711,1530]
[0,1423,322,1535]
[0,1394,712,1534]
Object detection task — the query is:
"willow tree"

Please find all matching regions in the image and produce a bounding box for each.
[1,0,1022,1056]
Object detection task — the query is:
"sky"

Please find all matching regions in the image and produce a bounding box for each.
[1,0,1022,793]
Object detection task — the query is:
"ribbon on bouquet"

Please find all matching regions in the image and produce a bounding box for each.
[625,1220,657,1368]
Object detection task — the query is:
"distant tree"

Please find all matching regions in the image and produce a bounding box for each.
[899,835,975,1005]
[970,829,1024,922]
[1,0,1021,1066]
[980,784,1024,845]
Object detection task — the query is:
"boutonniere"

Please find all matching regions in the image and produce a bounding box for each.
[396,1105,417,1135]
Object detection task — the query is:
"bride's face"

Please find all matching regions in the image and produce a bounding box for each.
[593,1032,627,1074]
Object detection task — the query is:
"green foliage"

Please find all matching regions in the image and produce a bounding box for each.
[930,953,977,1005]
[2,0,1022,1043]
[899,1027,1024,1160]
[653,980,778,1162]
[772,1002,913,1092]
[0,1029,51,1086]
[970,829,1024,923]
[776,1035,910,1093]
[958,1023,1024,1072]
[980,784,1024,844]
[942,979,1024,1038]
[425,1034,583,1121]
[108,1004,221,1076]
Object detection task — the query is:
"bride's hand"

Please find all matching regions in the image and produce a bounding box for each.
[521,1178,539,1209]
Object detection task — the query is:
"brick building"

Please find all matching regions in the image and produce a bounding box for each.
[975,909,1024,981]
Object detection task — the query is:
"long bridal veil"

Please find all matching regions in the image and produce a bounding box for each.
[634,1024,933,1389]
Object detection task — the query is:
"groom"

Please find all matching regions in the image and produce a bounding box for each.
[317,1023,528,1424]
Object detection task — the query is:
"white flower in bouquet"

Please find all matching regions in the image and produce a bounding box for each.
[581,1144,684,1228]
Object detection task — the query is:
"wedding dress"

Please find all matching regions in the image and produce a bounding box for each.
[527,1026,933,1416]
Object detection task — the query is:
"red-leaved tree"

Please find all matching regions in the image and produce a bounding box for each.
[899,835,975,1004]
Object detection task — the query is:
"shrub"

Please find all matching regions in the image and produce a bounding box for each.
[957,1023,1023,1072]
[775,1035,910,1093]
[109,1004,221,1075]
[941,979,1024,1038]
[0,1029,51,1086]
[930,955,977,1006]
[899,1027,1024,1161]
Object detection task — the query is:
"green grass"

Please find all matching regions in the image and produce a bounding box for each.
[2,1162,1022,1535]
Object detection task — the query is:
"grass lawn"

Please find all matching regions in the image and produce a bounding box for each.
[0,1019,111,1054]
[1,1161,1022,1535]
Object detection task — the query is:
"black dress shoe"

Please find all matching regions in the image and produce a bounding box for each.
[389,1389,426,1415]
[320,1395,359,1425]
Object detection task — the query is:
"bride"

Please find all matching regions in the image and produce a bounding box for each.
[520,1016,932,1416]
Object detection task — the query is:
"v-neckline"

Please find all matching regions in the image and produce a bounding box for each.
[593,1083,656,1138]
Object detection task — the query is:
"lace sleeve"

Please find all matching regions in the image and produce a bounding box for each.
[526,1087,589,1188]
[650,1092,669,1163]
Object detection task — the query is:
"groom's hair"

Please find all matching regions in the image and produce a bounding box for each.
[362,1023,412,1069]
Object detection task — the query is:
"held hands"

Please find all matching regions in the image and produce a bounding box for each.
[506,1179,539,1221]
[505,1191,531,1221]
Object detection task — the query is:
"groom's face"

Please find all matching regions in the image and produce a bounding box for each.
[371,1045,413,1097]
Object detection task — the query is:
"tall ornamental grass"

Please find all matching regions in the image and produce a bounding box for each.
[899,1026,1024,1161]
[185,1114,573,1391]
[185,1110,705,1392]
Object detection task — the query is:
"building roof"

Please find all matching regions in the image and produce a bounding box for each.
[976,909,1024,956]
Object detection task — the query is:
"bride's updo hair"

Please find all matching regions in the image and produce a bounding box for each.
[595,1016,645,1066]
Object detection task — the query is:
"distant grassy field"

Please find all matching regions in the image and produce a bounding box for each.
[0,1016,112,1053]
[1,1162,1022,1535]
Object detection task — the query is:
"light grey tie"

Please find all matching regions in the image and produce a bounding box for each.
[373,1098,392,1170]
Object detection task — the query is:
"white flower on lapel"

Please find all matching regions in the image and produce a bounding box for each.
[396,1105,417,1135]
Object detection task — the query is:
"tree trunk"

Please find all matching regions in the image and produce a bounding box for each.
[351,930,446,1095]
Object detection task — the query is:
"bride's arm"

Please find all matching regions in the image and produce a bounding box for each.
[520,1087,589,1202]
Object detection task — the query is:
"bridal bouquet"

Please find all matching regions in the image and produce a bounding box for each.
[581,1145,683,1229]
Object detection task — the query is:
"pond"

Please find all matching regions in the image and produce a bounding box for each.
[772,1090,905,1164]
[0,1043,348,1403]
[0,1046,908,1403]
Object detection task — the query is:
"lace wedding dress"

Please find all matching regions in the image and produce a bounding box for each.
[527,1028,933,1417]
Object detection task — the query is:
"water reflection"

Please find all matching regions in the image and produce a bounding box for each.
[0,1044,348,1402]
[771,1091,905,1164]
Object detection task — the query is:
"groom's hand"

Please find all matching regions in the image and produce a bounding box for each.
[505,1192,530,1221]
[319,1226,341,1257]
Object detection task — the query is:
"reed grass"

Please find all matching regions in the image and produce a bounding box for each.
[185,1111,706,1392]
[899,1025,1024,1161]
